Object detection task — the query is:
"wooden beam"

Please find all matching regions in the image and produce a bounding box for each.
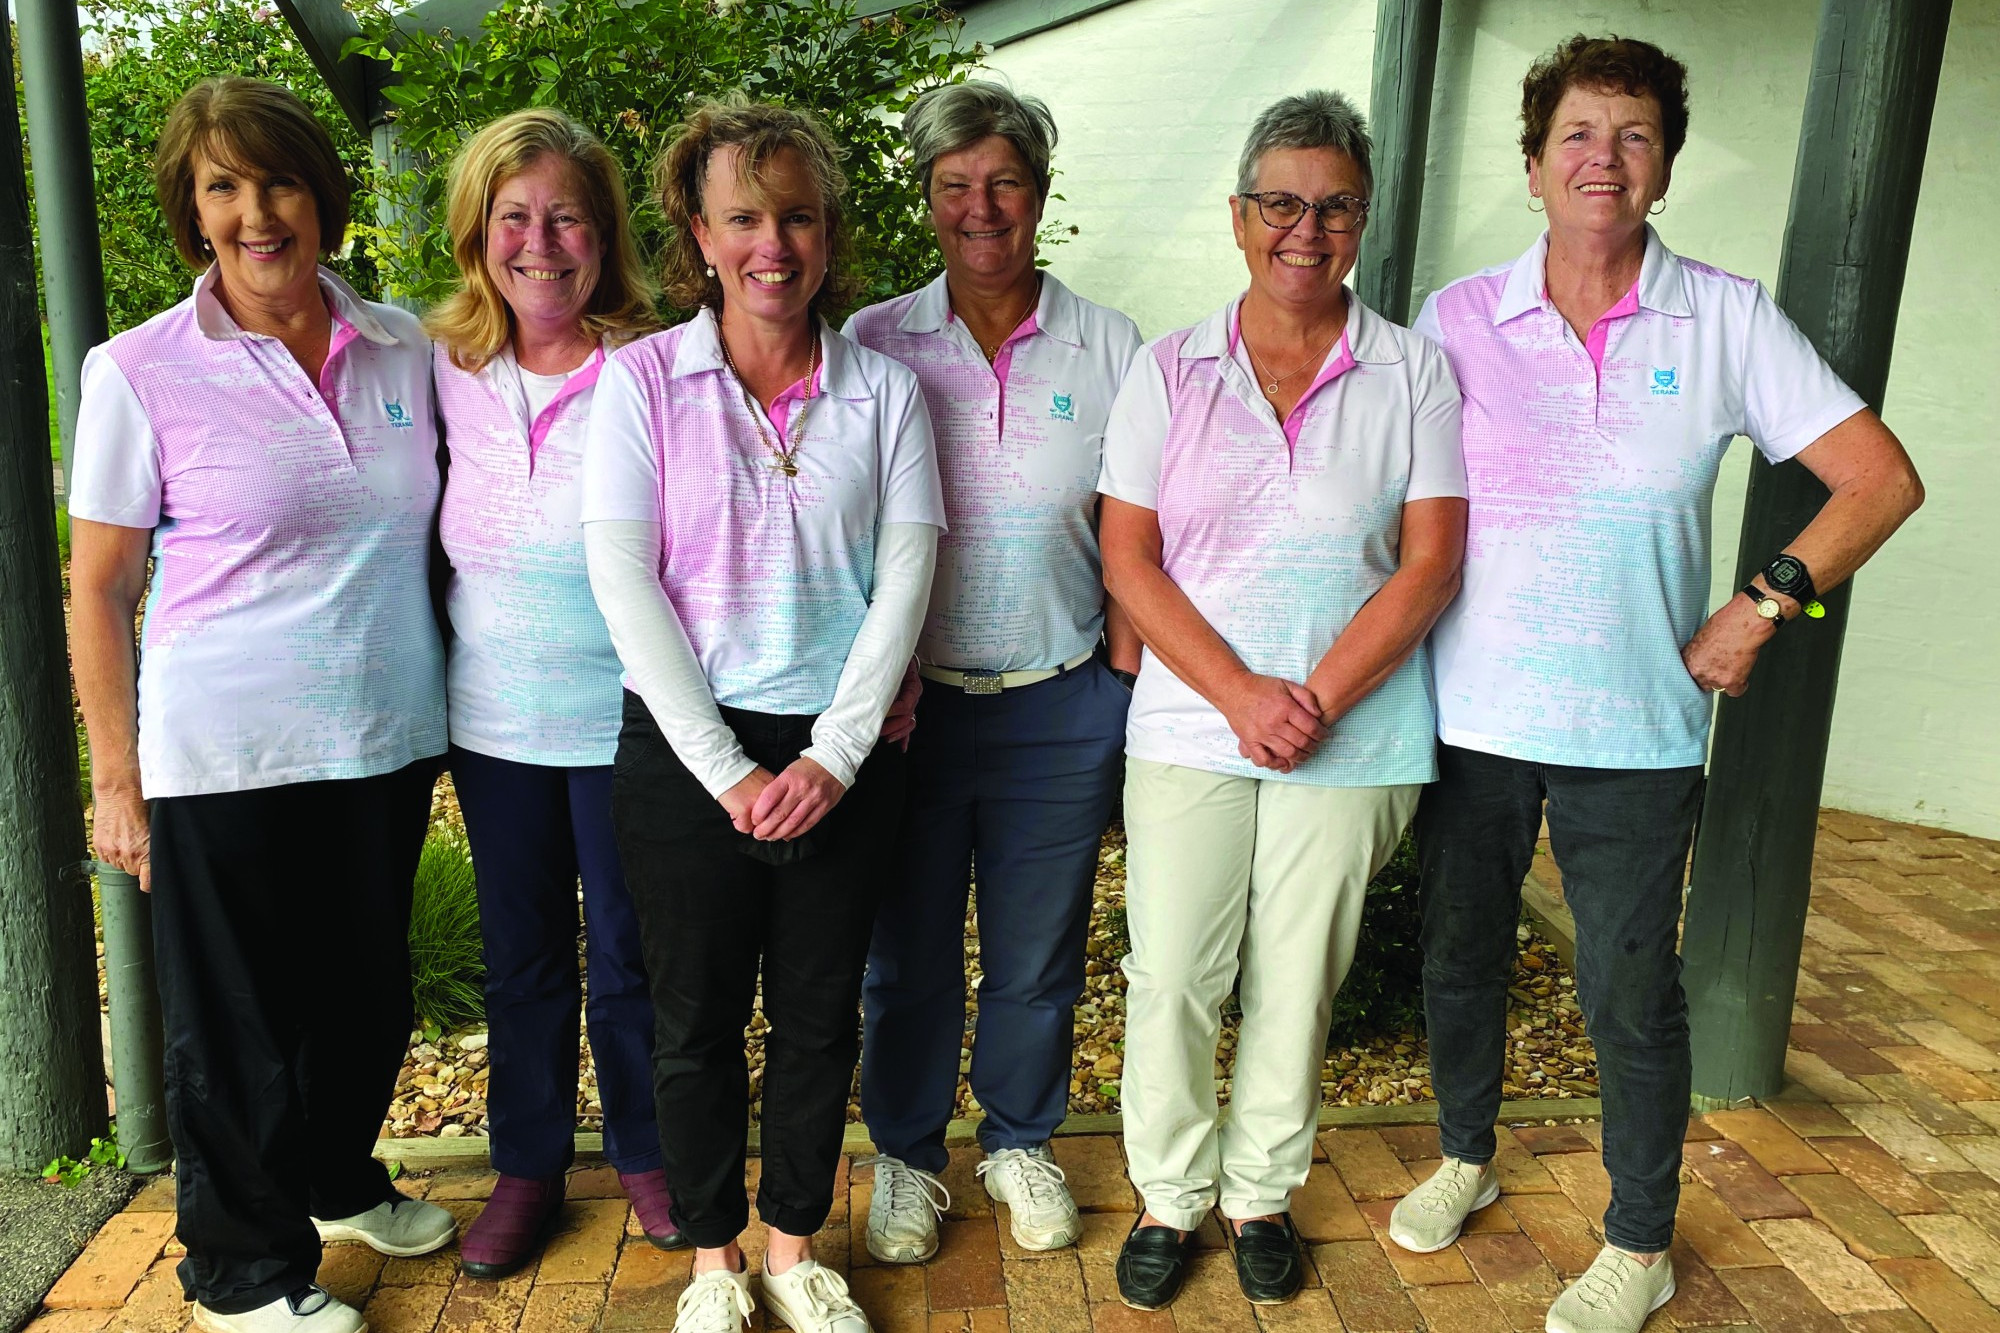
[1354,0,1441,325]
[855,0,1137,49]
[274,0,374,135]
[1681,0,1953,1107]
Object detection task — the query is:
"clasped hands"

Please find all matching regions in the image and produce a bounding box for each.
[1222,672,1329,774]
[720,757,846,842]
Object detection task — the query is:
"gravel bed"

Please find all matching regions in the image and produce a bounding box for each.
[384,790,1598,1139]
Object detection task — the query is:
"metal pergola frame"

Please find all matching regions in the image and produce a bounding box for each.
[0,0,1954,1172]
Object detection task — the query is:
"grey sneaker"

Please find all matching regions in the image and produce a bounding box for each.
[1387,1158,1499,1253]
[1545,1246,1676,1333]
[864,1154,950,1263]
[192,1286,363,1333]
[976,1146,1081,1251]
[314,1196,457,1257]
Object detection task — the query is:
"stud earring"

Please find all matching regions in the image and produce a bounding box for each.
[705,264,716,278]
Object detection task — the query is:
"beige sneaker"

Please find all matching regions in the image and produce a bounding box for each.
[1387,1158,1499,1253]
[760,1259,872,1333]
[191,1287,362,1333]
[672,1268,754,1333]
[1545,1246,1676,1333]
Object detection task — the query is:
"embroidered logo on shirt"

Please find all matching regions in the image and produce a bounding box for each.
[383,398,416,428]
[1050,392,1076,422]
[1650,367,1681,397]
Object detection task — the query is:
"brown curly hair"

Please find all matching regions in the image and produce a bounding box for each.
[652,94,861,318]
[1519,35,1690,165]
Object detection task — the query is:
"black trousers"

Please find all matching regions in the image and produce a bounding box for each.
[151,760,437,1312]
[1415,743,1703,1253]
[611,692,904,1248]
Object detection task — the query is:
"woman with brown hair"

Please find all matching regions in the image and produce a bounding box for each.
[426,107,681,1277]
[67,77,452,1333]
[581,95,944,1333]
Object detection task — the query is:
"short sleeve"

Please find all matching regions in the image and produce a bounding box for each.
[580,356,663,525]
[877,371,948,530]
[67,347,162,529]
[1739,283,1868,464]
[1412,291,1446,349]
[1405,337,1468,502]
[1097,342,1172,510]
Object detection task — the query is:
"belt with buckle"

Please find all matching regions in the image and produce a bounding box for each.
[919,649,1097,696]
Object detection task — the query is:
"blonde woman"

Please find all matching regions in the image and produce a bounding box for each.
[582,96,944,1333]
[426,109,676,1275]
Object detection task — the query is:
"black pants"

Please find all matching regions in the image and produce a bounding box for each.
[1415,743,1703,1253]
[151,760,437,1312]
[612,693,905,1248]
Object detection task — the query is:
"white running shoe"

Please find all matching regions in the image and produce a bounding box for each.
[672,1267,755,1333]
[761,1259,872,1333]
[1545,1246,1676,1333]
[1387,1158,1499,1253]
[976,1146,1082,1251]
[313,1197,457,1257]
[192,1286,363,1333]
[864,1155,950,1263]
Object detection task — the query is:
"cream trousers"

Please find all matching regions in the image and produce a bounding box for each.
[1119,756,1419,1228]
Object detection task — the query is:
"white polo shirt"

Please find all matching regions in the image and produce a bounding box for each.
[68,265,446,798]
[437,343,624,766]
[1099,291,1466,787]
[581,308,947,714]
[842,272,1142,671]
[1416,227,1867,769]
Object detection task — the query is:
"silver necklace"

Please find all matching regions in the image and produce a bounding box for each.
[1244,323,1341,397]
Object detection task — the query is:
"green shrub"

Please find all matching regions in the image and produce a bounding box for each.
[347,0,982,315]
[408,834,485,1034]
[1326,831,1425,1045]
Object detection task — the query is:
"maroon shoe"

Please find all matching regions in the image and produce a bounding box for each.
[619,1169,690,1250]
[459,1174,565,1278]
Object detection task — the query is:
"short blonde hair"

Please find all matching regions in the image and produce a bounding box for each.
[653,94,860,317]
[426,109,658,371]
[154,78,349,269]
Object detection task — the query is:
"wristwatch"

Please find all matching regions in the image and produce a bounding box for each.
[1742,582,1787,626]
[1761,554,1823,617]
[1110,668,1138,690]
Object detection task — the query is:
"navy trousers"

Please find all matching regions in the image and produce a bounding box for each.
[450,745,661,1178]
[1415,743,1703,1253]
[861,660,1129,1171]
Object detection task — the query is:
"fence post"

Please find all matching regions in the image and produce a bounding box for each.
[1355,0,1442,325]
[0,15,106,1173]
[1681,0,1953,1106]
[99,868,172,1173]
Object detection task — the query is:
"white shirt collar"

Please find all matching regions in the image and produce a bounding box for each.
[669,306,869,399]
[1181,287,1404,366]
[895,270,1087,347]
[191,263,399,345]
[1493,224,1693,325]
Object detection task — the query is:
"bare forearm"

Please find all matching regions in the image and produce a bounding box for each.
[1103,595,1143,674]
[1306,560,1461,723]
[1776,471,1924,601]
[1105,557,1248,707]
[72,593,143,796]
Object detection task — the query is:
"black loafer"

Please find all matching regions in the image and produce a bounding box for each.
[1116,1217,1193,1310]
[1230,1214,1304,1305]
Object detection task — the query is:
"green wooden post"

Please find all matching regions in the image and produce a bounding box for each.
[1355,0,1441,325]
[1681,0,1953,1106]
[0,14,107,1173]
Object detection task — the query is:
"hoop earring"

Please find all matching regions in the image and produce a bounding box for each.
[1649,198,1667,215]
[1527,197,1545,214]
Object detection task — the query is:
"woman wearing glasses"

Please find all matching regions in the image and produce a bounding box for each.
[1098,90,1466,1312]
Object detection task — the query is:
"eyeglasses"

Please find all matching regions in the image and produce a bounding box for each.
[1239,191,1370,234]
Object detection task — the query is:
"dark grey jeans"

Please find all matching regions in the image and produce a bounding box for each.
[1415,743,1703,1253]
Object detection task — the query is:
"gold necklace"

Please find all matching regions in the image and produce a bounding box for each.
[718,326,818,478]
[1244,322,1342,397]
[971,278,1041,362]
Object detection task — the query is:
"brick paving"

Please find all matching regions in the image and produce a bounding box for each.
[27,810,2000,1333]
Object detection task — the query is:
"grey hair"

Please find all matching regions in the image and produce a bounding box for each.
[1234,89,1374,197]
[903,79,1058,205]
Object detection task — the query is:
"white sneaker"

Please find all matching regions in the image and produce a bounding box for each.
[1545,1246,1676,1333]
[976,1146,1081,1251]
[1387,1158,1499,1253]
[864,1155,950,1263]
[192,1286,363,1333]
[672,1267,755,1333]
[313,1197,457,1257]
[761,1260,872,1333]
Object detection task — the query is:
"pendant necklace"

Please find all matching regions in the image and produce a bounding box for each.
[719,325,818,478]
[1245,322,1341,397]
[973,277,1042,363]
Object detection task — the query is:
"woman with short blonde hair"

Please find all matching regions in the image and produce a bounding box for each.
[426,107,676,1278]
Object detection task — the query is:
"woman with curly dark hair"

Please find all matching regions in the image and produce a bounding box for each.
[1392,36,1922,1333]
[580,94,944,1333]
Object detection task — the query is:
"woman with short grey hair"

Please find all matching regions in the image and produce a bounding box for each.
[1099,89,1466,1311]
[843,78,1143,1265]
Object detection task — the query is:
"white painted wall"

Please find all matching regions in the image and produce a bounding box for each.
[980,0,1999,837]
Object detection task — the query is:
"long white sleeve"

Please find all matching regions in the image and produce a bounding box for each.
[801,521,939,786]
[583,519,758,799]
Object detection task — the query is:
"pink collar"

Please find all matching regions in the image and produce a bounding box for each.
[526,344,607,466]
